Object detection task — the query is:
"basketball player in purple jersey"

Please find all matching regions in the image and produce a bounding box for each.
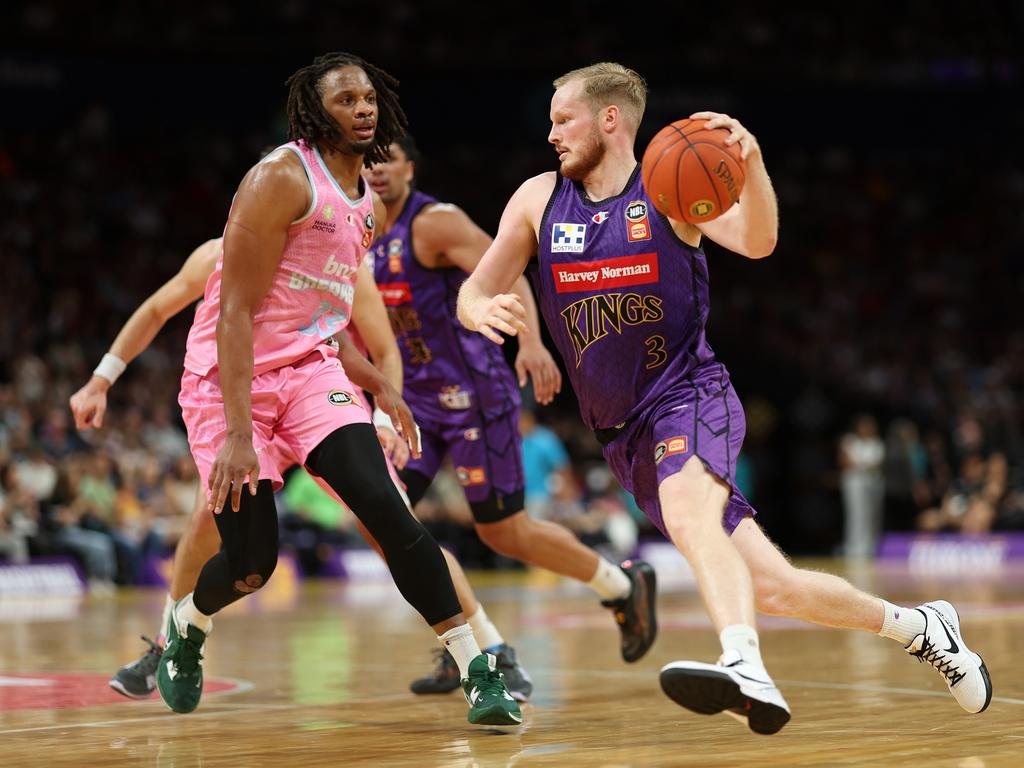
[364,136,660,691]
[154,53,519,725]
[458,63,991,733]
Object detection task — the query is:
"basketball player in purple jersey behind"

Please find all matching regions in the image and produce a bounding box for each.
[158,52,519,725]
[363,135,659,692]
[458,62,991,734]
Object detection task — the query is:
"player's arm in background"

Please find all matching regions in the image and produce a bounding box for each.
[416,203,561,404]
[347,261,413,467]
[209,151,308,513]
[69,238,222,430]
[441,177,562,404]
[333,329,420,459]
[683,111,778,260]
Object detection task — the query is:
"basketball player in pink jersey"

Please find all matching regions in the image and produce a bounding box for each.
[458,62,990,733]
[147,52,519,724]
[72,239,532,703]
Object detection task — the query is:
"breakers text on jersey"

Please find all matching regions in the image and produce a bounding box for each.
[560,292,663,365]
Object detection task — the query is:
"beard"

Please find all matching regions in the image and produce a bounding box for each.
[348,136,375,156]
[559,127,605,181]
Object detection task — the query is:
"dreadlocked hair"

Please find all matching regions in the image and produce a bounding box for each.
[285,52,407,167]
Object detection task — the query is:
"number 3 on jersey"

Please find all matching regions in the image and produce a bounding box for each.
[644,334,668,370]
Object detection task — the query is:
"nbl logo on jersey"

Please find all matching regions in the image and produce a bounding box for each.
[625,200,652,242]
[551,223,587,253]
[327,389,355,406]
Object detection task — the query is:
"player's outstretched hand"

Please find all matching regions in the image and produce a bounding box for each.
[472,293,528,345]
[69,376,110,430]
[690,111,761,161]
[376,425,411,470]
[208,433,259,514]
[515,341,562,405]
[374,383,422,459]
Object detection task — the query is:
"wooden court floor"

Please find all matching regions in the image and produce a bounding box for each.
[1,559,1021,767]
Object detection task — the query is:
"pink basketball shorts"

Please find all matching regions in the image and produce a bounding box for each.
[179,349,371,493]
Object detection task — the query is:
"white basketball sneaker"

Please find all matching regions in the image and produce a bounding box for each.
[906,600,992,713]
[660,649,791,735]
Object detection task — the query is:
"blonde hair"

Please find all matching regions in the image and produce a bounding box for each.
[553,62,648,129]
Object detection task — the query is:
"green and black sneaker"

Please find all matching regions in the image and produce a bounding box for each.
[462,653,522,726]
[156,600,208,714]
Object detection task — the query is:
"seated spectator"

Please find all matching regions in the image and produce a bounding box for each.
[1,462,39,563]
[917,451,1008,534]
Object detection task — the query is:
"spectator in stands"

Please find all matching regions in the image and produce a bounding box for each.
[0,462,38,563]
[520,408,572,518]
[839,414,885,557]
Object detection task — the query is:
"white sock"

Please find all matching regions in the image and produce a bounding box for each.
[438,624,482,679]
[467,605,504,652]
[175,592,213,635]
[720,624,764,667]
[587,557,632,601]
[879,600,926,646]
[158,593,174,645]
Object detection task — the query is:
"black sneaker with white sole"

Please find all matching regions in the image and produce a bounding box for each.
[660,650,791,735]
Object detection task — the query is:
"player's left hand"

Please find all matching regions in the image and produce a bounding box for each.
[376,425,411,470]
[690,112,761,162]
[373,383,422,459]
[515,340,562,405]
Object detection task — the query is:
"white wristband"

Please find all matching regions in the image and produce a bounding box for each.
[93,353,127,385]
[373,407,394,430]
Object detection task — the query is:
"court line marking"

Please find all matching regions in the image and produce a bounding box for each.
[1,668,1017,736]
[0,691,414,735]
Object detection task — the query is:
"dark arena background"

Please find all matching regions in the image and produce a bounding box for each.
[1,3,1022,766]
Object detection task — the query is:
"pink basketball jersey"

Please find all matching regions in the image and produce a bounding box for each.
[184,139,377,377]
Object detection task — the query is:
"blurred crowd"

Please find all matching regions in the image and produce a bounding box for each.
[2,3,1022,584]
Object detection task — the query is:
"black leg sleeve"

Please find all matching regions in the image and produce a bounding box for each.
[306,424,461,626]
[193,479,279,615]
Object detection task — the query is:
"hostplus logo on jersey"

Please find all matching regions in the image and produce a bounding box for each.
[551,223,587,253]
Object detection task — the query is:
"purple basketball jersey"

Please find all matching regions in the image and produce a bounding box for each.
[534,166,717,430]
[370,190,519,423]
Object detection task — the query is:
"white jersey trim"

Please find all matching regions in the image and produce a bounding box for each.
[280,144,318,225]
[312,144,368,209]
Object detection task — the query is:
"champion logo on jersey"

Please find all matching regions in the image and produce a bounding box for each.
[551,223,587,253]
[552,252,659,293]
[592,211,610,224]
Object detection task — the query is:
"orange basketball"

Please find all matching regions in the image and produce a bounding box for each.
[641,118,745,224]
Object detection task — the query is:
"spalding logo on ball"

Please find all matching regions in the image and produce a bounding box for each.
[641,118,745,224]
